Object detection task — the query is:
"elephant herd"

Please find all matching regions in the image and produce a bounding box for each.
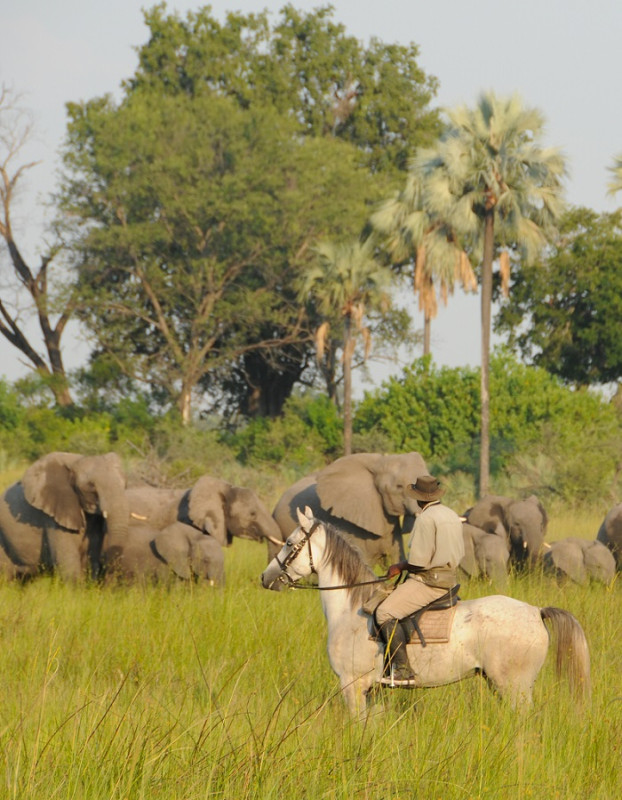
[0,449,620,587]
[271,452,620,587]
[0,451,284,585]
[461,494,617,586]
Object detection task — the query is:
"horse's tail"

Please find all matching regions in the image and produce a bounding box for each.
[540,606,591,703]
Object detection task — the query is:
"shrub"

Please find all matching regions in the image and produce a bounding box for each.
[227,393,342,472]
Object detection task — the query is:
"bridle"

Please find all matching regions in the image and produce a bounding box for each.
[274,519,321,586]
[273,519,395,591]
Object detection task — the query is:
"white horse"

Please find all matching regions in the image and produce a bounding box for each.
[261,507,591,718]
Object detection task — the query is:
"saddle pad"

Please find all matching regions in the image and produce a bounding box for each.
[408,604,457,645]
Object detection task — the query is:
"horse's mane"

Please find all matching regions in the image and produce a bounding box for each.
[321,521,381,609]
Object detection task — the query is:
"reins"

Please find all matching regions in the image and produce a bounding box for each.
[284,572,396,591]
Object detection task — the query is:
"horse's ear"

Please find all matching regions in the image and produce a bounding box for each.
[297,506,313,532]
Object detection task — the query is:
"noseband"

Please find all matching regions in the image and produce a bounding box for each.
[275,520,321,585]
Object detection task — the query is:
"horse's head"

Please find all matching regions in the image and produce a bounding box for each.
[261,506,320,590]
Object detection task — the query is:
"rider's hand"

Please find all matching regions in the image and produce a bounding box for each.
[387,561,407,578]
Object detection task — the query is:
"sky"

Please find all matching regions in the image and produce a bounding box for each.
[1,0,621,394]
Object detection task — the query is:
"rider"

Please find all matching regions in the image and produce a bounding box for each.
[375,474,465,687]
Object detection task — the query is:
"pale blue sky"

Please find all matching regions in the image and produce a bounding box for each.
[2,0,621,390]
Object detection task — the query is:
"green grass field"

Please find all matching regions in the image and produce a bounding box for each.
[0,518,619,800]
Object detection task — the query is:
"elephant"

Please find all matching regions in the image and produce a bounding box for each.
[272,451,429,567]
[102,521,225,585]
[459,522,509,587]
[124,475,283,548]
[542,538,616,585]
[0,451,129,581]
[464,494,547,567]
[596,503,622,569]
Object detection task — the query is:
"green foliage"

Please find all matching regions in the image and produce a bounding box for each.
[1,349,621,508]
[61,86,385,420]
[354,351,621,505]
[227,393,342,472]
[354,355,480,467]
[0,379,22,431]
[134,3,441,173]
[496,207,622,385]
[53,4,442,420]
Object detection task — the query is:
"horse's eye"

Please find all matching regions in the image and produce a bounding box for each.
[286,539,293,547]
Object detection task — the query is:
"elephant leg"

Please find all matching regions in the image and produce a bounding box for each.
[44,527,86,582]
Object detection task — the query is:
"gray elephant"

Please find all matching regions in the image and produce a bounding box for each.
[103,521,225,585]
[0,451,129,581]
[105,475,283,582]
[542,538,616,585]
[459,522,509,587]
[596,503,622,569]
[465,494,547,567]
[272,451,429,567]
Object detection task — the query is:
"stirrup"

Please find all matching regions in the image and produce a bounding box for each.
[379,667,416,688]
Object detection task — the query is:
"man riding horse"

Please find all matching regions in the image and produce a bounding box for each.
[375,474,465,687]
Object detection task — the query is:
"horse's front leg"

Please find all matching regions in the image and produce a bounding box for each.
[340,675,376,720]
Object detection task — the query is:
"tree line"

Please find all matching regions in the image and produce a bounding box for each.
[1,4,622,498]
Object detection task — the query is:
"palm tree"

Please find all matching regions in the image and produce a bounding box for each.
[417,91,566,495]
[608,154,622,195]
[298,238,392,455]
[370,169,477,355]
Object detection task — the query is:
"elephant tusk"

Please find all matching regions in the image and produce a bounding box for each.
[130,511,148,520]
[459,516,467,522]
[542,542,552,550]
[266,534,285,546]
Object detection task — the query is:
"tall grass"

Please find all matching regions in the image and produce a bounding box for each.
[0,530,619,799]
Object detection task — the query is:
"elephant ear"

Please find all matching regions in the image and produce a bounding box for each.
[186,475,230,547]
[316,454,388,536]
[21,452,85,532]
[152,524,192,579]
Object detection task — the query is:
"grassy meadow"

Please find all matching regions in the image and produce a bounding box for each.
[0,506,620,800]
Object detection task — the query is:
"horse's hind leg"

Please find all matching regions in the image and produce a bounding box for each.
[484,670,536,707]
[483,641,548,707]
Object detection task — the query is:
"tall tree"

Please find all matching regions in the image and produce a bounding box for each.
[416,92,566,495]
[131,3,442,174]
[495,208,622,386]
[60,89,375,422]
[298,238,392,454]
[370,169,477,355]
[0,86,74,407]
[59,4,441,420]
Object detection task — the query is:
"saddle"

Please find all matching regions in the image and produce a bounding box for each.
[401,584,460,647]
[372,584,461,648]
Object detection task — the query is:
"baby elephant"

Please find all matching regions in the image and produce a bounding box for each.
[459,522,509,587]
[103,521,225,586]
[542,538,615,585]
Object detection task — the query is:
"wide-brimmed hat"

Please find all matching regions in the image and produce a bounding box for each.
[408,474,445,502]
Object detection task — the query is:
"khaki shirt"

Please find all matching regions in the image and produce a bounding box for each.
[407,501,465,571]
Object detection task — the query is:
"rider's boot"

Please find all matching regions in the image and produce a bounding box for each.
[377,619,416,687]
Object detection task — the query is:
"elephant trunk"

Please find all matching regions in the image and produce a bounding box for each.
[95,485,130,577]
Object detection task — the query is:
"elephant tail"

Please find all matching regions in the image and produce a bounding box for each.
[540,606,591,704]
